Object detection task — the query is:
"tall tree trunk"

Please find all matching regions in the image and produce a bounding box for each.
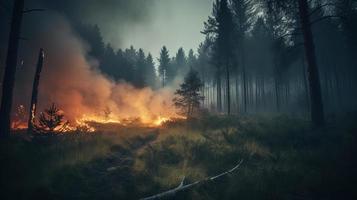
[242,53,247,114]
[226,62,231,115]
[235,75,239,113]
[255,76,259,112]
[217,73,222,112]
[0,0,25,138]
[298,0,325,127]
[28,49,44,133]
[274,74,280,112]
[262,77,266,110]
[162,72,165,88]
[302,57,310,114]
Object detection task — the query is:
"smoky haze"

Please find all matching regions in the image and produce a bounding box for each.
[28,0,214,58]
[0,0,215,125]
[12,14,180,126]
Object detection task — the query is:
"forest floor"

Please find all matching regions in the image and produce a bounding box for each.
[1,113,357,200]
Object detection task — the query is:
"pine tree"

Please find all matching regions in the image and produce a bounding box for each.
[231,0,254,113]
[175,47,187,75]
[145,53,157,89]
[158,46,170,87]
[135,48,146,88]
[187,49,197,69]
[214,0,235,115]
[173,68,204,118]
[202,0,235,114]
[36,103,69,133]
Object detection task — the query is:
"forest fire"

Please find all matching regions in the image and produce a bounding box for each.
[8,18,182,133]
[12,103,179,132]
[75,114,174,128]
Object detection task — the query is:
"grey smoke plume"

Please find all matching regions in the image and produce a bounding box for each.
[12,14,178,126]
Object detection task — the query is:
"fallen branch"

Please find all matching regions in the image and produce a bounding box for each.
[140,159,244,200]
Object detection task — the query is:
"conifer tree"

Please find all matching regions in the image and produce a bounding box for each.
[173,68,204,118]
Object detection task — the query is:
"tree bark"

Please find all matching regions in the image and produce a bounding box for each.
[28,49,44,133]
[0,0,25,138]
[226,62,231,115]
[242,54,247,113]
[216,73,222,112]
[298,0,325,127]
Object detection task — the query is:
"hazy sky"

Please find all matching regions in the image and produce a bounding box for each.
[1,0,214,59]
[92,0,214,58]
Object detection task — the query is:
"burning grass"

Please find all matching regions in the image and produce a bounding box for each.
[11,102,185,134]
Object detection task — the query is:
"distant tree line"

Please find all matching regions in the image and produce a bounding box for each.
[74,23,198,89]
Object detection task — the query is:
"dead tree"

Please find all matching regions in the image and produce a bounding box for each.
[0,0,44,138]
[27,48,44,133]
[140,159,244,200]
[0,0,25,138]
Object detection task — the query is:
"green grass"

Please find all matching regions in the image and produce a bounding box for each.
[1,114,357,200]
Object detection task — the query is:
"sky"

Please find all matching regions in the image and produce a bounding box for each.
[1,0,214,59]
[80,0,215,58]
[107,0,214,58]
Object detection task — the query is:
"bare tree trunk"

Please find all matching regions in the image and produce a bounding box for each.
[235,76,239,113]
[242,55,247,113]
[28,49,44,133]
[255,76,259,112]
[274,75,280,112]
[217,73,222,112]
[298,0,325,127]
[162,72,165,88]
[226,62,231,115]
[302,57,310,114]
[0,0,25,138]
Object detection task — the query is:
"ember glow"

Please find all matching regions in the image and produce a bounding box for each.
[11,17,182,131]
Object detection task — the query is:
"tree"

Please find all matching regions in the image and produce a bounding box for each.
[101,44,117,79]
[36,103,69,133]
[173,68,204,118]
[75,23,105,60]
[214,0,236,115]
[28,48,44,133]
[135,48,146,88]
[298,0,325,126]
[0,0,25,138]
[158,46,170,87]
[145,53,157,89]
[175,47,187,76]
[231,0,254,113]
[187,49,197,69]
[262,0,325,126]
[203,0,235,115]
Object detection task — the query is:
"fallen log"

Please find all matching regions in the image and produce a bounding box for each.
[140,159,244,200]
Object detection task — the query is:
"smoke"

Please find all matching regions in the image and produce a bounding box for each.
[31,0,155,47]
[13,14,178,126]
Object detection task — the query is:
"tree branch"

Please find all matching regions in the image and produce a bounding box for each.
[140,159,244,200]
